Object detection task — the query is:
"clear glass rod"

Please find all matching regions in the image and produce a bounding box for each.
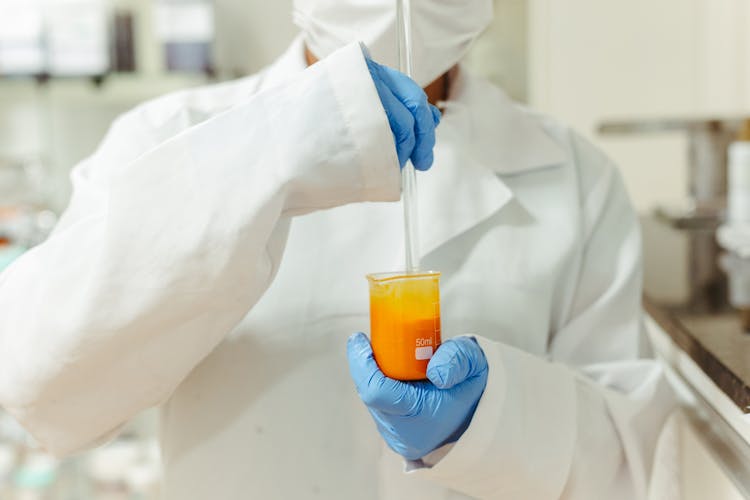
[397,0,420,273]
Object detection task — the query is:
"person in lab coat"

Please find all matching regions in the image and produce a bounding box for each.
[0,1,677,499]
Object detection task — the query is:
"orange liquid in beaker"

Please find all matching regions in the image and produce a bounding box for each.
[367,272,441,381]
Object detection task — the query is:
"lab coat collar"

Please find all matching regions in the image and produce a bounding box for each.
[417,123,513,258]
[440,65,567,174]
[417,67,567,257]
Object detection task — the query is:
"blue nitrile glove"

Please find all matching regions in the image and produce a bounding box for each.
[347,333,489,461]
[366,57,441,171]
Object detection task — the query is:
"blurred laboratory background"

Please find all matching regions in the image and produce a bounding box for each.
[1,0,750,499]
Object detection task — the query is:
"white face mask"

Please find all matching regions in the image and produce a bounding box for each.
[293,0,493,87]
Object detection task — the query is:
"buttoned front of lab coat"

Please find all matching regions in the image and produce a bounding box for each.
[0,37,675,499]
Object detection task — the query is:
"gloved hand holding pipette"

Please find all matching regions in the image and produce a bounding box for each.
[366,57,441,171]
[347,334,489,461]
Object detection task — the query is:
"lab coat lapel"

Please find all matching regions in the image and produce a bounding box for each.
[419,68,567,258]
[417,125,512,258]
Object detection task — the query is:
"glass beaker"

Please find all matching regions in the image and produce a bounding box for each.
[366,271,441,381]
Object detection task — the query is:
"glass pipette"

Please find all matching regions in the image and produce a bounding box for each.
[397,0,420,273]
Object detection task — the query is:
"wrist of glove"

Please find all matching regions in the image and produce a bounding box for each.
[347,334,489,461]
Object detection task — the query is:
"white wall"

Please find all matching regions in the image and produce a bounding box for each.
[529,0,750,212]
[464,0,528,101]
[213,0,298,77]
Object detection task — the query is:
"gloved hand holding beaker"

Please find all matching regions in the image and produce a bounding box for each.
[347,334,488,461]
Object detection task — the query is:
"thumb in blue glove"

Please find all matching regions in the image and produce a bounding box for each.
[365,57,441,171]
[347,333,488,461]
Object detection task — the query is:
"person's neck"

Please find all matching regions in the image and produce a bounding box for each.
[304,46,450,106]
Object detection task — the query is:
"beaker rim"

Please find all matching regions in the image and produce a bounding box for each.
[366,270,441,283]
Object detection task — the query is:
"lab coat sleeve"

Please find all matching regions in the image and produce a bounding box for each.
[412,140,675,499]
[0,42,400,456]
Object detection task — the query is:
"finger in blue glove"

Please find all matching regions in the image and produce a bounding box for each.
[365,58,440,172]
[347,333,488,461]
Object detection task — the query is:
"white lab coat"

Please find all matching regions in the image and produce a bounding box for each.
[0,38,675,499]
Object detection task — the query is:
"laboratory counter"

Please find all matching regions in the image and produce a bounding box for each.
[642,214,750,498]
[644,299,750,413]
[642,214,750,414]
